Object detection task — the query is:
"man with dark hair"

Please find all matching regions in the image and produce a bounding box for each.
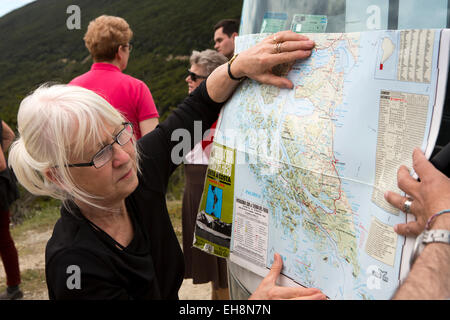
[214,19,239,59]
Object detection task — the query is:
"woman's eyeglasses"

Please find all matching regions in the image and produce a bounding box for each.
[119,43,133,53]
[187,70,207,82]
[66,122,133,169]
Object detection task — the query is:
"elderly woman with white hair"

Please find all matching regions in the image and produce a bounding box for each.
[9,31,324,300]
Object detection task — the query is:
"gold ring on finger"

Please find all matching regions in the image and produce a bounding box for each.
[276,42,282,54]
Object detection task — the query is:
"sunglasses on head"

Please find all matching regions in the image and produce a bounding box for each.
[187,69,207,82]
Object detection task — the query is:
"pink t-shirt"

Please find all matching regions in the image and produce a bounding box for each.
[70,63,159,139]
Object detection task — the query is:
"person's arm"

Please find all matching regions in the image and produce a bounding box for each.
[384,148,450,299]
[0,120,14,171]
[394,217,450,299]
[135,81,159,138]
[1,120,15,151]
[0,144,5,171]
[139,117,159,137]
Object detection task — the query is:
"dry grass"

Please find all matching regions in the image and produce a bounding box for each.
[167,199,183,243]
[0,199,211,300]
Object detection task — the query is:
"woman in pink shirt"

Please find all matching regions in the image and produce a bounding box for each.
[70,15,159,139]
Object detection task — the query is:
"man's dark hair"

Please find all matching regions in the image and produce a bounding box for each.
[214,19,239,37]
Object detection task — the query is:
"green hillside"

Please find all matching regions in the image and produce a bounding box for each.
[0,0,242,204]
[0,0,243,126]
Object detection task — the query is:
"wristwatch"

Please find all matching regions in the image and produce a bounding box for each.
[410,229,450,267]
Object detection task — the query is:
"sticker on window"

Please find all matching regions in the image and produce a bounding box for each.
[291,14,328,33]
[260,12,288,33]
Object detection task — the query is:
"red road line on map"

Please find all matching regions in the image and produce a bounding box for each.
[295,259,311,269]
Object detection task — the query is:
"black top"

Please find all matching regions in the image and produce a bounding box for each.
[0,119,19,211]
[45,81,223,300]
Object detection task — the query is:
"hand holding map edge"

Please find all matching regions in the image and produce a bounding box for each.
[384,148,450,236]
[230,30,315,89]
[206,31,314,103]
[249,253,326,300]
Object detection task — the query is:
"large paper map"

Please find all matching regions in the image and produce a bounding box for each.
[197,29,448,300]
[194,30,448,299]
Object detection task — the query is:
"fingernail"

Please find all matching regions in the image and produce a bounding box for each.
[284,82,293,89]
[393,224,398,232]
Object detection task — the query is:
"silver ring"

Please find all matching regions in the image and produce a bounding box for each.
[403,199,412,214]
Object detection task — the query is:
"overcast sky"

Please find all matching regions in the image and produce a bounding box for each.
[0,0,36,18]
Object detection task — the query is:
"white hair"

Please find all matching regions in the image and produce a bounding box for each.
[190,49,228,75]
[8,84,139,209]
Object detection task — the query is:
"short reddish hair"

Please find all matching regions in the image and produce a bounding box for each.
[84,15,133,62]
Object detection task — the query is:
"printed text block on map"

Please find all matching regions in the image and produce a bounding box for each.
[365,217,398,266]
[372,90,429,213]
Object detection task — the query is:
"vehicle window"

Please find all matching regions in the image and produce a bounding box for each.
[239,0,449,35]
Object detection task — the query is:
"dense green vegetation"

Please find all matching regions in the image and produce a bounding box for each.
[0,0,242,205]
[0,0,242,125]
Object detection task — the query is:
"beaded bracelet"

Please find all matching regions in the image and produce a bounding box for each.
[426,209,450,230]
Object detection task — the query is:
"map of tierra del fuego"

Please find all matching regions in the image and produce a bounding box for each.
[193,29,447,299]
